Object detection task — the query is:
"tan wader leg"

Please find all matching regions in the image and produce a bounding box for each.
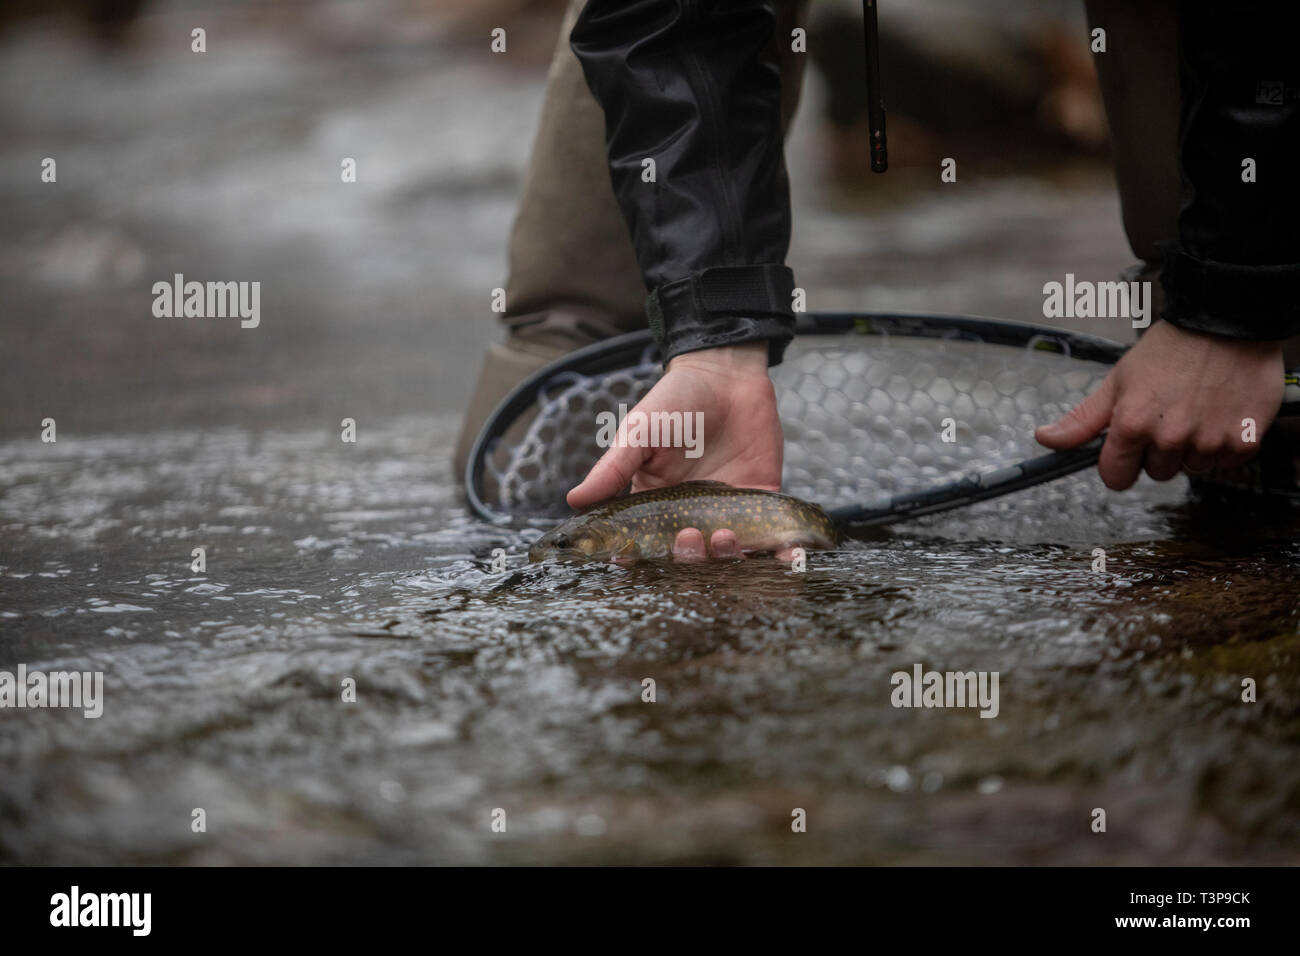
[454,0,810,482]
[1083,0,1180,328]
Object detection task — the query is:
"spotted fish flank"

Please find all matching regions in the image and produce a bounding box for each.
[527,481,840,562]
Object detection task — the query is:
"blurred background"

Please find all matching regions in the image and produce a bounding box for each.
[0,0,1129,442]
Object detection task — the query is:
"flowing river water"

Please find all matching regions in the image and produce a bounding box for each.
[1,3,1298,864]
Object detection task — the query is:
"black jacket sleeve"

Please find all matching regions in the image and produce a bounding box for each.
[570,0,797,366]
[1161,3,1300,341]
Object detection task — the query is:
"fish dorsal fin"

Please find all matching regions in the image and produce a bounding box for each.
[681,479,730,487]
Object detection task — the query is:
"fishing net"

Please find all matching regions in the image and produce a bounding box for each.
[469,316,1119,522]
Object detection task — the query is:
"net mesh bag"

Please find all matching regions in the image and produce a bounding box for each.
[476,333,1111,520]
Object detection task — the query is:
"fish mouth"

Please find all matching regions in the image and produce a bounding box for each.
[528,546,592,563]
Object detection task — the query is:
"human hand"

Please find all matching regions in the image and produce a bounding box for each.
[565,342,785,559]
[1035,320,1285,489]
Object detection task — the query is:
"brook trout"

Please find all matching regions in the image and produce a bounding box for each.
[528,481,840,562]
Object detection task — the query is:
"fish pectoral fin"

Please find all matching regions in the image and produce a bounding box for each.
[611,539,641,562]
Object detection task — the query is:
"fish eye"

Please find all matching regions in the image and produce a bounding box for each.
[552,533,571,549]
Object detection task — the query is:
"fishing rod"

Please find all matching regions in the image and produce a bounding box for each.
[863,0,888,173]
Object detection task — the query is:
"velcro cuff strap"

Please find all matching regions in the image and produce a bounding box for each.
[646,264,797,365]
[1160,243,1300,341]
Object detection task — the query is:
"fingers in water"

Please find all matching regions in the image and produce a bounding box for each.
[671,528,746,561]
[672,527,707,561]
